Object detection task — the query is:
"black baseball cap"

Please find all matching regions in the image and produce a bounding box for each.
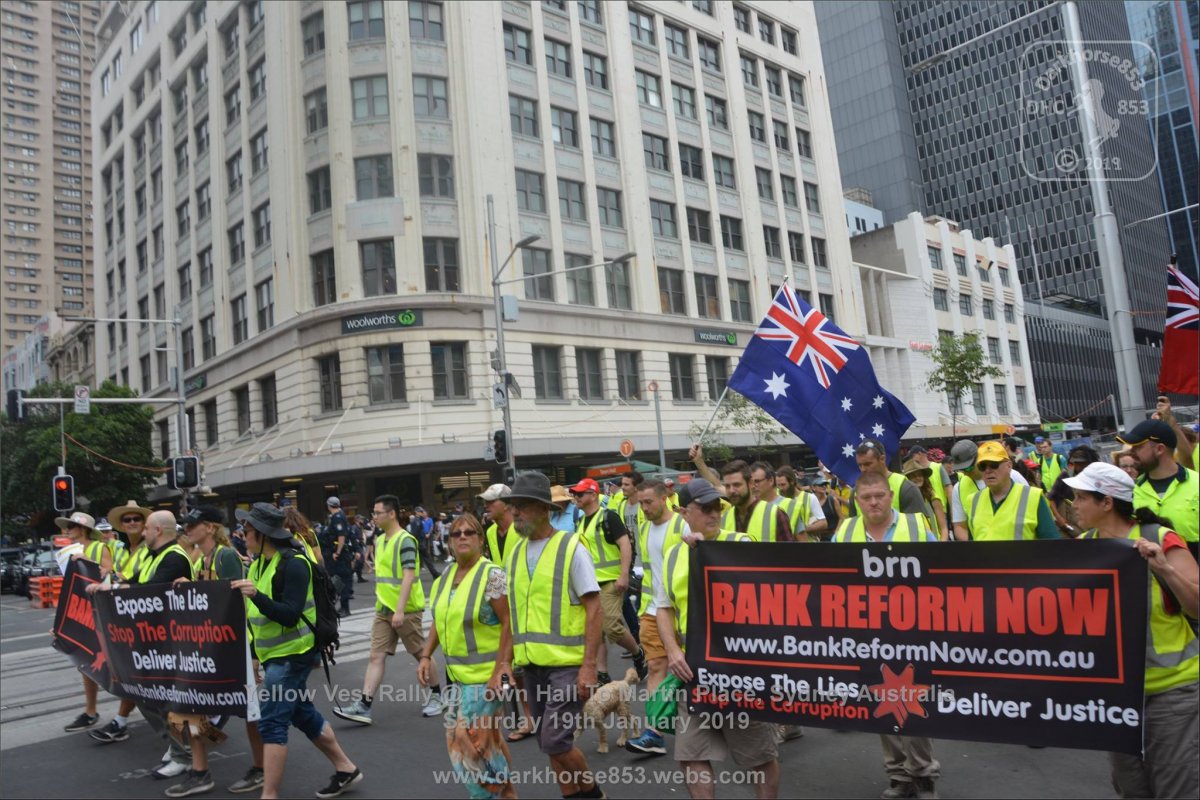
[182,505,224,526]
[1116,419,1177,450]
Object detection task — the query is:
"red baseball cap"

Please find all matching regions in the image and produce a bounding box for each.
[569,478,600,494]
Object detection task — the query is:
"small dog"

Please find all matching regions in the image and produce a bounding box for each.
[577,668,640,753]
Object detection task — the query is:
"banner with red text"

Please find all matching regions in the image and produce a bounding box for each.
[685,540,1147,754]
[52,558,111,689]
[92,581,251,715]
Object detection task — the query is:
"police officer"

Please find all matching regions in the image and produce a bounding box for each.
[324,496,354,617]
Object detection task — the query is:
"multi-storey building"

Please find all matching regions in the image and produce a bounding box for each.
[0,0,99,364]
[817,0,1172,427]
[92,0,857,516]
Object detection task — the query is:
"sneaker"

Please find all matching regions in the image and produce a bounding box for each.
[624,730,667,756]
[630,647,649,681]
[315,768,363,799]
[164,770,215,797]
[64,712,100,732]
[88,719,130,743]
[152,760,189,780]
[912,778,938,800]
[880,780,917,800]
[332,699,373,725]
[227,767,265,794]
[597,672,611,686]
[421,694,444,718]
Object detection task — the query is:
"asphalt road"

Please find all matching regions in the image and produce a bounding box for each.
[0,569,1116,799]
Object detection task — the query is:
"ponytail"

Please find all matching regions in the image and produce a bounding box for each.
[1098,494,1176,530]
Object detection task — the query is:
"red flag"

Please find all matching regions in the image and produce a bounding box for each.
[1158,264,1199,395]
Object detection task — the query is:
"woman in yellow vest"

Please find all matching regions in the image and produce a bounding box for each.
[1065,463,1199,799]
[419,513,516,799]
[902,459,944,540]
[57,511,113,735]
[282,506,324,568]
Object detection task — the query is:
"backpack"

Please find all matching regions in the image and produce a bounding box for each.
[271,546,341,679]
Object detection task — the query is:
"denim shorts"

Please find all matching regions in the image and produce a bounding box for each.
[258,655,326,745]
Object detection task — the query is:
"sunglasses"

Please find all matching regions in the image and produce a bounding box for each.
[122,516,144,523]
[977,461,1005,472]
[447,530,478,539]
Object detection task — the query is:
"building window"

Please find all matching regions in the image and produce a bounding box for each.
[596,187,623,227]
[606,262,632,309]
[431,341,468,399]
[748,111,765,142]
[367,345,406,404]
[545,38,572,78]
[250,129,268,173]
[764,65,782,96]
[643,133,670,172]
[970,383,986,414]
[811,236,828,267]
[665,23,689,59]
[928,247,944,271]
[252,203,271,247]
[954,253,967,275]
[305,89,328,133]
[720,216,743,251]
[203,399,218,446]
[713,154,736,188]
[515,170,546,212]
[669,354,696,400]
[635,70,661,107]
[933,288,949,311]
[181,326,195,370]
[231,294,249,345]
[576,347,604,401]
[409,0,443,41]
[819,293,835,320]
[1004,303,1015,323]
[256,278,274,330]
[193,181,211,222]
[225,88,241,126]
[532,345,564,399]
[583,51,608,89]
[360,240,396,296]
[249,60,267,102]
[804,182,820,213]
[504,24,532,65]
[729,279,752,322]
[178,261,192,300]
[987,337,1002,365]
[590,119,615,156]
[958,293,973,316]
[522,248,554,300]
[781,27,797,55]
[658,267,685,314]
[565,253,595,305]
[982,298,995,320]
[509,95,539,138]
[733,4,751,33]
[228,223,245,265]
[413,75,449,117]
[176,202,190,236]
[788,231,806,263]
[755,167,773,200]
[789,73,806,107]
[650,199,677,238]
[672,84,696,119]
[994,386,1009,416]
[317,353,343,412]
[558,179,587,221]
[302,13,325,56]
[706,355,729,398]
[678,145,705,181]
[258,375,277,428]
[308,167,332,213]
[998,267,1011,287]
[347,0,384,40]
[1008,340,1021,365]
[698,36,721,71]
[763,225,782,259]
[551,107,579,148]
[694,273,720,319]
[772,120,791,151]
[740,54,758,88]
[226,152,243,192]
[199,247,213,287]
[312,250,337,306]
[629,7,655,45]
[796,128,813,159]
[355,155,394,199]
[351,75,388,120]
[687,207,712,244]
[424,237,459,291]
[201,314,217,360]
[418,154,454,198]
[1015,386,1029,415]
[616,350,641,400]
[579,0,603,25]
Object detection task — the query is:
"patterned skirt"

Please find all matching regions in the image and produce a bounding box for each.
[445,683,517,799]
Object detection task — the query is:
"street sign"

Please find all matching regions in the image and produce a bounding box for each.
[619,439,634,458]
[492,382,508,409]
[1064,421,1084,432]
[1044,422,1066,432]
[73,385,90,415]
[484,444,496,462]
[647,381,659,393]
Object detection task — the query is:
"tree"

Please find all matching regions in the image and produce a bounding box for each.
[926,332,1005,438]
[1,381,160,542]
[688,389,787,464]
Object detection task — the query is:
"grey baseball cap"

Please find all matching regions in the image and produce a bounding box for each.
[949,440,979,471]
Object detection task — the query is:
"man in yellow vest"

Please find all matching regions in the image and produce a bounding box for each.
[964,441,1060,541]
[1118,419,1199,543]
[334,494,443,725]
[907,445,951,539]
[609,471,647,532]
[720,459,793,542]
[832,472,941,798]
[1034,436,1068,491]
[752,461,825,540]
[231,503,362,799]
[568,478,648,685]
[848,439,926,518]
[504,472,604,800]
[656,478,779,797]
[663,478,681,510]
[478,483,517,564]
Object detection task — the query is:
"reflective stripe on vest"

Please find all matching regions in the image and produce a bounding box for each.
[832,513,932,543]
[968,483,1039,541]
[430,558,501,685]
[1039,453,1065,491]
[122,543,148,581]
[196,543,230,580]
[137,543,196,583]
[247,552,316,659]
[636,514,686,616]
[84,540,107,565]
[506,531,587,667]
[663,531,751,643]
[770,495,809,534]
[486,522,516,564]
[111,543,130,575]
[720,501,776,542]
[578,510,622,582]
[375,529,425,613]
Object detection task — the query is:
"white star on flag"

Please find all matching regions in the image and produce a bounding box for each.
[872,423,885,437]
[763,372,790,400]
[841,397,853,412]
[873,395,885,409]
[842,443,855,457]
[859,433,866,440]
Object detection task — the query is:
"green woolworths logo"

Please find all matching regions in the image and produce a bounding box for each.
[341,309,424,334]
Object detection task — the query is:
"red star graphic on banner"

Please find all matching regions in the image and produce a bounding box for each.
[868,663,929,728]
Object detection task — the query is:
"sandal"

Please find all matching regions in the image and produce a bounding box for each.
[506,728,535,742]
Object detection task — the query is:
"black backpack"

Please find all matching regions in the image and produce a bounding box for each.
[271,546,341,678]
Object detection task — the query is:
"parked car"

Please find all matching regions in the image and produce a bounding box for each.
[14,548,59,597]
[0,547,23,593]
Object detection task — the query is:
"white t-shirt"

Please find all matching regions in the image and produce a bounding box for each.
[803,493,826,525]
[951,472,1028,523]
[644,517,692,614]
[524,534,599,604]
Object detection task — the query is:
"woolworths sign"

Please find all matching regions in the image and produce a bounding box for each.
[341,309,424,334]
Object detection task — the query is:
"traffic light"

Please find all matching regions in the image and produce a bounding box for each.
[172,456,200,490]
[52,474,75,512]
[6,389,24,422]
[493,429,508,464]
[503,466,516,486]
[165,458,178,490]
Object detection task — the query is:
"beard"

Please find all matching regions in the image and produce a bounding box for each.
[513,518,536,537]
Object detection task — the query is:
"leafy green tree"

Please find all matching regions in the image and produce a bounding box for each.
[688,389,786,464]
[1,381,159,542]
[926,332,1005,438]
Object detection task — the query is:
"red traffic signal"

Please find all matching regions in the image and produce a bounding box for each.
[52,474,75,512]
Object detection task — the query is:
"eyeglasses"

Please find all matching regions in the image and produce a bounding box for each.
[447,530,477,539]
[977,461,1005,472]
[371,509,389,516]
[122,516,144,523]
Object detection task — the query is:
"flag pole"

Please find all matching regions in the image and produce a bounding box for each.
[698,385,732,444]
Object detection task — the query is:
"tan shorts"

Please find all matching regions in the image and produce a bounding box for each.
[639,613,666,661]
[675,703,779,768]
[598,581,630,644]
[370,611,425,657]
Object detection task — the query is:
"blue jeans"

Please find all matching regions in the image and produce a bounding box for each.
[258,656,326,746]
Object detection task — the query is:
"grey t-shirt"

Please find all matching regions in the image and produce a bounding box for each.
[524,533,599,604]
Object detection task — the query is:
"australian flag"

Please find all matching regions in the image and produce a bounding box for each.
[727,285,915,483]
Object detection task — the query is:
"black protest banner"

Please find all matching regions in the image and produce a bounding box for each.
[685,539,1148,754]
[93,581,250,715]
[52,558,111,689]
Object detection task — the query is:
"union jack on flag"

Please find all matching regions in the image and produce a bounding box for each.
[754,286,860,389]
[1166,264,1199,330]
[1158,262,1199,396]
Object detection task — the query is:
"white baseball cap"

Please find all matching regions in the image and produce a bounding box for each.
[477,483,512,502]
[1063,462,1134,503]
